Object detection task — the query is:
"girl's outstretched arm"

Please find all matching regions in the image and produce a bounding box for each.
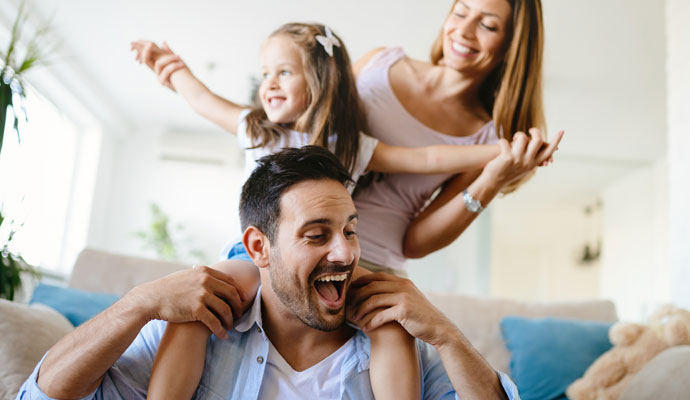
[131,40,245,135]
[147,259,260,400]
[367,141,500,175]
[349,266,421,400]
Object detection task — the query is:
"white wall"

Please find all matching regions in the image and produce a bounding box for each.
[490,198,601,302]
[88,129,246,265]
[600,161,669,321]
[666,0,690,310]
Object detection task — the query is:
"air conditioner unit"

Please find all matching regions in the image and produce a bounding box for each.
[157,131,243,167]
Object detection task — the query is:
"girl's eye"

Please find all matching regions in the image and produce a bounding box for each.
[280,70,291,76]
[262,72,270,79]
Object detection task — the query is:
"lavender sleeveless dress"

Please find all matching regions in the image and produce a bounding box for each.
[354,47,498,273]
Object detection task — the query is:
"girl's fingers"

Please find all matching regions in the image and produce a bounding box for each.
[536,130,564,164]
[524,127,545,161]
[159,61,185,86]
[154,54,181,76]
[511,131,528,159]
[351,293,401,321]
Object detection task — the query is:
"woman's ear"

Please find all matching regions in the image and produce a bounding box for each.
[243,226,270,268]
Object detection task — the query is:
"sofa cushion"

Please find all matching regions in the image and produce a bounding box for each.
[500,316,613,400]
[424,293,617,374]
[619,345,690,400]
[30,283,119,326]
[0,299,74,399]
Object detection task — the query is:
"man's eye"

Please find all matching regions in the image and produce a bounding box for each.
[307,235,325,240]
[345,231,357,238]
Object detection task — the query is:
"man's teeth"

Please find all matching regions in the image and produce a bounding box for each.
[316,273,348,282]
[452,42,474,54]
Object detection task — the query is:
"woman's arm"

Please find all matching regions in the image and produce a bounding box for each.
[131,40,245,134]
[367,142,500,174]
[403,130,563,258]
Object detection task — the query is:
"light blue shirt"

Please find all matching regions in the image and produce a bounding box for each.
[18,288,520,399]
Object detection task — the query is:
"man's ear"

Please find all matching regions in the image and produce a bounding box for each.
[243,226,270,268]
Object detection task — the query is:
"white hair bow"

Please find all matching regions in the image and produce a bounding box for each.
[316,26,341,57]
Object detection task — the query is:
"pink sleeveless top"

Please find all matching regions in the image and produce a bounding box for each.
[354,47,498,272]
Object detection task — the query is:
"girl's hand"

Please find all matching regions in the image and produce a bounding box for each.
[348,273,457,347]
[482,128,564,189]
[131,40,187,92]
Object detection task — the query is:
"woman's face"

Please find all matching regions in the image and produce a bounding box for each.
[441,0,513,77]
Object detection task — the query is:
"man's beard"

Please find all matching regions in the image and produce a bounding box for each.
[268,248,351,332]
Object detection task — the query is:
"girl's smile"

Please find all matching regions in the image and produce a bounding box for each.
[259,35,309,125]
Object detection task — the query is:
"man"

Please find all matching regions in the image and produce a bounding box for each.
[19,146,518,399]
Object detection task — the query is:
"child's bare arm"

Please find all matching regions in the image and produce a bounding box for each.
[350,266,421,400]
[367,141,500,174]
[131,40,245,134]
[147,260,260,400]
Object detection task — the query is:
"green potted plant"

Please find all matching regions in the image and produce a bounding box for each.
[1,1,52,299]
[1,0,53,159]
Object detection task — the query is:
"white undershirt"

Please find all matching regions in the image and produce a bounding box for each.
[257,338,355,399]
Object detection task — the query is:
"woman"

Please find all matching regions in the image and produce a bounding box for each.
[351,0,559,273]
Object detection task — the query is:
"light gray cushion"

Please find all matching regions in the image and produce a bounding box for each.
[0,299,74,399]
[619,345,690,400]
[424,293,618,374]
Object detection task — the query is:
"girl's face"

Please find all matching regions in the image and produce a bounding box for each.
[259,35,309,125]
[441,0,512,78]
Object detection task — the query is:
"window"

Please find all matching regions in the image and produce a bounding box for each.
[0,83,80,275]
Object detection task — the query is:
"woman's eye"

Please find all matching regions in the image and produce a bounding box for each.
[454,12,466,18]
[262,72,270,79]
[280,70,291,76]
[307,234,325,241]
[481,23,498,31]
[345,231,357,239]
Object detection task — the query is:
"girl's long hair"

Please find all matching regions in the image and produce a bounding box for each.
[244,23,363,174]
[430,0,546,192]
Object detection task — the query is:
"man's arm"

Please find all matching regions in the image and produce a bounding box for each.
[34,266,246,399]
[349,273,515,400]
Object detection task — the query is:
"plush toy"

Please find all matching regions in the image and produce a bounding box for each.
[566,304,690,400]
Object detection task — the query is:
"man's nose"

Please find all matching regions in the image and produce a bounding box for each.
[327,233,356,266]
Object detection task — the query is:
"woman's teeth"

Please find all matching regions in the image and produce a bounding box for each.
[452,42,475,54]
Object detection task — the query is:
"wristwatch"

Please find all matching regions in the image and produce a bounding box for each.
[462,189,484,213]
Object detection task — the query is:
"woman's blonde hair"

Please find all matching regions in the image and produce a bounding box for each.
[244,23,363,174]
[430,0,546,192]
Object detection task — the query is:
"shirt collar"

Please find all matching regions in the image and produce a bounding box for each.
[233,286,264,333]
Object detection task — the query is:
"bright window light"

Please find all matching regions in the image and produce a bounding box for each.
[0,84,79,273]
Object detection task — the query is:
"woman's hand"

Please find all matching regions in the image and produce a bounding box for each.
[483,128,564,189]
[131,40,187,91]
[348,273,459,347]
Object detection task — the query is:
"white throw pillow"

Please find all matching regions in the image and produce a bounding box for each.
[0,299,74,399]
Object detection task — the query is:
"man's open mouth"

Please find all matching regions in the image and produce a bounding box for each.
[313,273,348,309]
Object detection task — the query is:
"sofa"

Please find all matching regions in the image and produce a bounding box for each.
[1,248,685,399]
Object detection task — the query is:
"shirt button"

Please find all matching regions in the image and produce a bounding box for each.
[257,356,264,364]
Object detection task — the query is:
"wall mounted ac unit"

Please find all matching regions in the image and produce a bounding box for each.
[157,131,243,167]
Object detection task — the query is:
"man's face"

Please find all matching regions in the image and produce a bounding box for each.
[267,178,359,331]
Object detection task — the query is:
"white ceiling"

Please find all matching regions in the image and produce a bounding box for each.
[1,0,669,206]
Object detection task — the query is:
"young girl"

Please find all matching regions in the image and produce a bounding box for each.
[132,23,503,400]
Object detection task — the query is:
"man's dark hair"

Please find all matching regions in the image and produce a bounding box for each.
[240,146,354,243]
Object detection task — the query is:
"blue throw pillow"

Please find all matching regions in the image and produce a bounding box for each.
[29,283,120,326]
[500,316,613,400]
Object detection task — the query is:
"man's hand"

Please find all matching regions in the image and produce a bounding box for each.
[127,266,246,339]
[348,272,458,347]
